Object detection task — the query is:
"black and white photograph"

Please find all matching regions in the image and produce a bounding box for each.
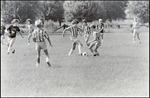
[1,0,149,97]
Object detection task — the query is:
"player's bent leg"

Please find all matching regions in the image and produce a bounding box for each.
[88,42,95,54]
[43,49,51,67]
[7,38,16,54]
[68,42,76,56]
[137,33,141,43]
[133,30,136,43]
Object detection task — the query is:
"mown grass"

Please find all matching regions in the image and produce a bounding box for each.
[1,25,149,97]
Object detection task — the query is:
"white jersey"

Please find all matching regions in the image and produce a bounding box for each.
[93,31,101,41]
[132,21,139,29]
[27,24,34,34]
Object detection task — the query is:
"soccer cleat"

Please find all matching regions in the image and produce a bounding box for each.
[12,50,15,53]
[47,62,51,67]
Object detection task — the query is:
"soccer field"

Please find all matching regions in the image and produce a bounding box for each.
[1,29,149,97]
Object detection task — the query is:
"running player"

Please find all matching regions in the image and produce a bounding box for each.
[32,19,53,67]
[87,24,101,56]
[6,19,24,54]
[132,17,141,43]
[26,19,35,46]
[1,19,6,45]
[82,19,91,45]
[97,19,104,42]
[62,19,83,56]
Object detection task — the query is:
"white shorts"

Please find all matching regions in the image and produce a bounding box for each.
[7,37,16,46]
[70,37,82,45]
[35,41,47,50]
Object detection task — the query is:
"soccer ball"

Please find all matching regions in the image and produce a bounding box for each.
[82,52,88,56]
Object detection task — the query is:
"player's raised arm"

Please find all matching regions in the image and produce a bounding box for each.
[62,26,70,37]
[44,31,53,47]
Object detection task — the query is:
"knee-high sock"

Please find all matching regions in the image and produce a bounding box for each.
[68,49,74,55]
[78,44,82,54]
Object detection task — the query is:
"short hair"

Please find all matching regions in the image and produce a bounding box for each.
[26,19,32,23]
[99,19,102,22]
[35,19,42,28]
[11,19,19,24]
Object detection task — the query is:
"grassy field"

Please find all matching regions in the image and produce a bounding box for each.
[1,26,149,97]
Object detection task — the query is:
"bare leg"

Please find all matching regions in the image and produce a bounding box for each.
[137,33,141,43]
[68,42,76,56]
[7,38,15,54]
[133,30,136,43]
[36,49,41,66]
[88,42,95,55]
[44,49,51,67]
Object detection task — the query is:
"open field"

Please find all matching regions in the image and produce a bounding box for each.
[1,26,149,97]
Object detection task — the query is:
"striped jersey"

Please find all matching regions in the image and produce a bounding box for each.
[32,28,46,42]
[68,25,81,38]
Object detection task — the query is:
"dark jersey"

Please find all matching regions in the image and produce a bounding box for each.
[7,25,20,38]
[62,24,69,30]
[1,25,6,35]
[98,23,104,33]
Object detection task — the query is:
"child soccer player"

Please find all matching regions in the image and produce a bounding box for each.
[62,19,83,56]
[26,19,35,46]
[87,24,101,56]
[6,19,24,54]
[32,19,53,67]
[97,19,104,42]
[1,19,6,45]
[132,17,141,43]
[82,19,91,44]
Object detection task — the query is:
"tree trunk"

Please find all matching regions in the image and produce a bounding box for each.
[59,20,61,26]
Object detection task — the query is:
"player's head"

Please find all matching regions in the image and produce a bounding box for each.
[11,19,19,26]
[35,19,43,28]
[71,19,79,25]
[26,19,32,24]
[82,19,87,25]
[99,19,102,23]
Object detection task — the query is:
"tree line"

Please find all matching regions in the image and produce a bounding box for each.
[1,1,149,25]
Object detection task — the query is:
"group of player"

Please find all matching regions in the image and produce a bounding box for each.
[1,16,141,67]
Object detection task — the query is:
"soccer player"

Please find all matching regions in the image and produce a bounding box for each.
[97,19,104,42]
[82,19,91,45]
[26,19,35,46]
[6,19,24,54]
[32,19,53,67]
[62,19,83,56]
[87,24,101,56]
[132,17,141,43]
[1,19,6,45]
